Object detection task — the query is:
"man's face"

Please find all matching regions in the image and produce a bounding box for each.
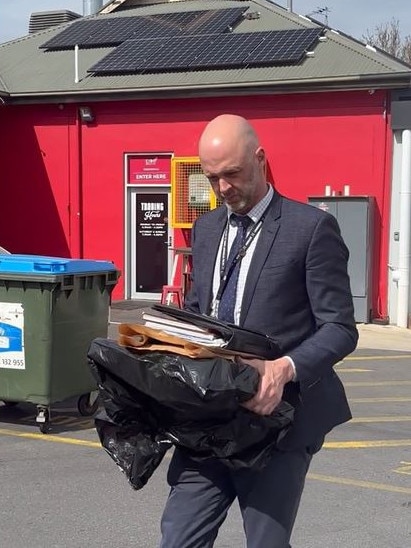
[201,144,264,214]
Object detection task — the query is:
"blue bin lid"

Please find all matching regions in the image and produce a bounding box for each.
[0,254,117,274]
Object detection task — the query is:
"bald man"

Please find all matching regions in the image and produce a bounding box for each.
[160,115,358,548]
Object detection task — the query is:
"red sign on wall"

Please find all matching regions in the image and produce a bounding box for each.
[128,155,171,185]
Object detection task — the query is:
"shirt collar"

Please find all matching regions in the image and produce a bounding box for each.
[226,184,273,224]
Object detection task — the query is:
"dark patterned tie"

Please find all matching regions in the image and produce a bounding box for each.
[217,214,252,323]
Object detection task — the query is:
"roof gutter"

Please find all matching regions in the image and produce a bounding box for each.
[6,72,411,105]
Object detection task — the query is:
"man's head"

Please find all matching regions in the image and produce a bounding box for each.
[199,114,267,214]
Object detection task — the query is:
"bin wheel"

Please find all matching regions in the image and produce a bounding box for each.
[77,392,99,417]
[39,421,50,434]
[36,407,50,434]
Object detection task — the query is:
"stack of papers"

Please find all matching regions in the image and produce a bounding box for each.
[142,311,226,347]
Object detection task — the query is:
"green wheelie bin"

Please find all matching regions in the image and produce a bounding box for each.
[0,254,120,432]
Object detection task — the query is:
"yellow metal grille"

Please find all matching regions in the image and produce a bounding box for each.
[171,157,220,228]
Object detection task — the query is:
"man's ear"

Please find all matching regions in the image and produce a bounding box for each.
[256,146,265,164]
[256,146,266,177]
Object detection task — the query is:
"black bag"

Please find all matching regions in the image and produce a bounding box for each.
[153,304,283,359]
[88,338,294,490]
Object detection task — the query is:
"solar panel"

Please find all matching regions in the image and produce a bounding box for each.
[182,7,246,34]
[141,8,245,35]
[80,18,146,46]
[194,34,263,69]
[89,28,323,75]
[40,19,105,49]
[40,8,247,50]
[89,39,152,73]
[89,36,216,74]
[90,35,207,73]
[136,36,208,71]
[246,28,322,64]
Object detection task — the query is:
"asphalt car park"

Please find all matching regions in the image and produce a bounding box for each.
[0,345,410,547]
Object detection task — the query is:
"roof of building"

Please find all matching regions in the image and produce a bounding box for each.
[1,0,410,103]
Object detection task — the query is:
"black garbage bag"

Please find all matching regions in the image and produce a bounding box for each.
[94,412,172,491]
[88,338,294,490]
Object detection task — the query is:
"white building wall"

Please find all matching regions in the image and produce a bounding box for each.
[388,131,411,326]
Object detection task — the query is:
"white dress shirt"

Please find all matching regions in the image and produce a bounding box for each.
[210,184,297,381]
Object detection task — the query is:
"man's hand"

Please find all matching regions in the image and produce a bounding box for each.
[241,357,295,416]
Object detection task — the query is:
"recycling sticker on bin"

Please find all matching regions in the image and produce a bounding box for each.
[0,302,25,369]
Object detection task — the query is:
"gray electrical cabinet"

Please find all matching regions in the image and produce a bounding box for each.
[308,196,374,323]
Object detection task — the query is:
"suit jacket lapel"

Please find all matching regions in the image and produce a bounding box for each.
[240,192,283,325]
[198,208,227,314]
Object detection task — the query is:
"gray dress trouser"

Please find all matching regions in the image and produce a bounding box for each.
[159,446,312,548]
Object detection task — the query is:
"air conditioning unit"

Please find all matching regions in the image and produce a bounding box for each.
[171,157,220,228]
[188,173,210,206]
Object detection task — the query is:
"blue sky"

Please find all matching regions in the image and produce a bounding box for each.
[0,0,409,43]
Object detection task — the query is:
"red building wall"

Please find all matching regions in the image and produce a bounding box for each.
[0,90,391,317]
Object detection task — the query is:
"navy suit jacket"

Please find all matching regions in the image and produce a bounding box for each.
[184,190,358,450]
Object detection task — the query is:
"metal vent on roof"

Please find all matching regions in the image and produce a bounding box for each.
[29,10,82,34]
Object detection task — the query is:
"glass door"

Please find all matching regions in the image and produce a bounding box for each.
[129,189,172,299]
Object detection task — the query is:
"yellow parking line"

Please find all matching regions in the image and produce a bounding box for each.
[0,427,101,448]
[394,461,411,476]
[345,355,411,360]
[2,426,411,451]
[344,381,411,387]
[349,397,411,403]
[307,473,411,494]
[324,439,411,448]
[350,416,411,423]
